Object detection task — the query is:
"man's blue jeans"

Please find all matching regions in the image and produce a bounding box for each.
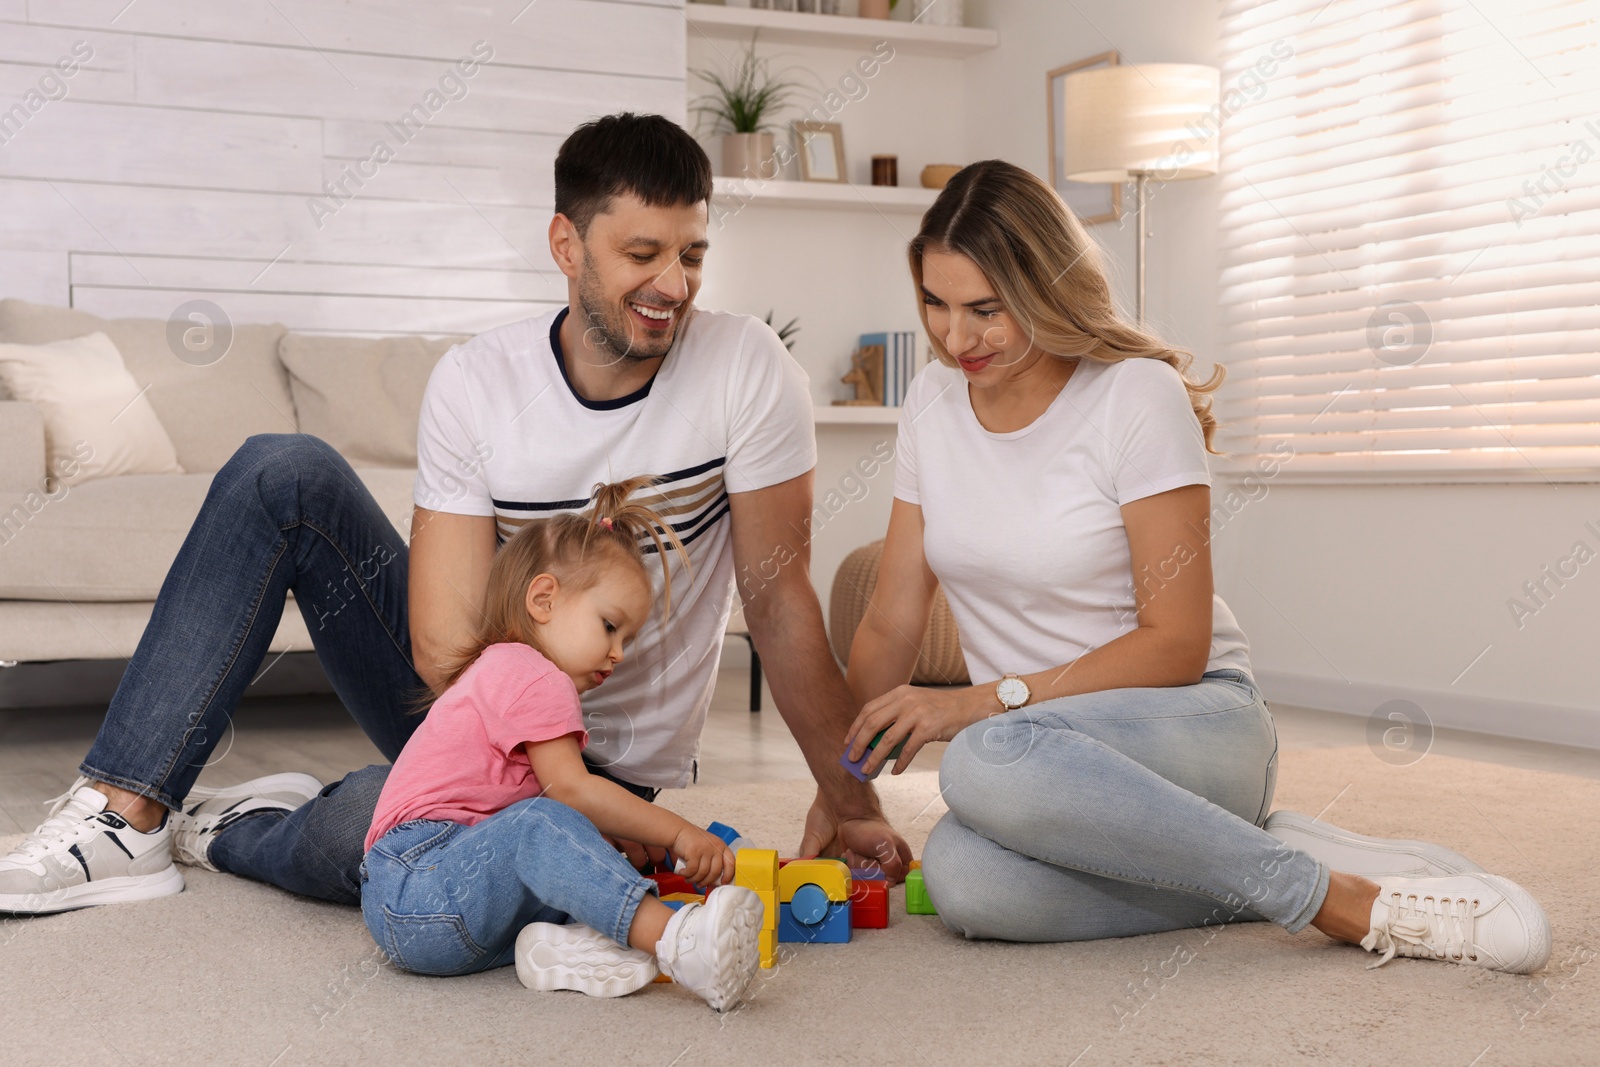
[77,434,652,905]
[360,800,655,975]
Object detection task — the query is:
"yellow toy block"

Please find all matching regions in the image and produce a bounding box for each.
[777,858,851,904]
[759,928,777,969]
[734,848,779,893]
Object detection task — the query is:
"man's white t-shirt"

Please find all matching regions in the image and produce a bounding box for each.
[893,355,1253,686]
[414,306,816,788]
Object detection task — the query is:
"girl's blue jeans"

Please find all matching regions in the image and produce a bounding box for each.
[360,797,657,976]
[922,669,1331,941]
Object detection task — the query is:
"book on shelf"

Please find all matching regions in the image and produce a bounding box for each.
[859,330,916,406]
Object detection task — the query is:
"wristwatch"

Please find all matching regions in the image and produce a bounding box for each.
[995,673,1031,711]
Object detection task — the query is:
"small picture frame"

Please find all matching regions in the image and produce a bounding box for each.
[1047,50,1123,227]
[794,121,846,183]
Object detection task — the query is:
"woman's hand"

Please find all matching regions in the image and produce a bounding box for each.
[669,824,736,888]
[845,684,995,777]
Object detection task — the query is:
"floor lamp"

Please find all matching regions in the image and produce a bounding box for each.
[1061,63,1221,324]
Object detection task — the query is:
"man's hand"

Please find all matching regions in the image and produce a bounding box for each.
[797,791,913,883]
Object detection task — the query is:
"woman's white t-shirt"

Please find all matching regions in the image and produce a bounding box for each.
[893,356,1253,686]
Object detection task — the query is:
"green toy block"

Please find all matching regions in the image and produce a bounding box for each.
[905,868,937,915]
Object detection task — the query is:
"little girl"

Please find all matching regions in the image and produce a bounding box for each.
[360,476,764,1011]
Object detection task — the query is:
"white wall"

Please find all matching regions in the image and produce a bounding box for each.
[688,27,970,626]
[960,0,1600,745]
[0,0,684,335]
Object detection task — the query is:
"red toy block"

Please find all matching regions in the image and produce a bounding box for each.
[647,871,698,897]
[849,878,888,929]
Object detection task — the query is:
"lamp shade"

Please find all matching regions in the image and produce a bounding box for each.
[1062,63,1221,182]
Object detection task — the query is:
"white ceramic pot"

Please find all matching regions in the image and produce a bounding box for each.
[721,132,780,181]
[912,0,963,25]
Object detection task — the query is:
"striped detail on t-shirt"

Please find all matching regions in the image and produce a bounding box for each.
[489,456,729,553]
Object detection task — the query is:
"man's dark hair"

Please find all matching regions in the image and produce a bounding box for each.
[554,113,713,237]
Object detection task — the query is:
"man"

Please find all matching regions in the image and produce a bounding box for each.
[0,113,911,916]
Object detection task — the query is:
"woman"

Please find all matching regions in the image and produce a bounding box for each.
[844,160,1549,973]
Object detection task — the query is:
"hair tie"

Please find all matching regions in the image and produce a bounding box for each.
[599,517,613,531]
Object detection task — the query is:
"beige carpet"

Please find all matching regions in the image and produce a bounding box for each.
[2,749,1595,1067]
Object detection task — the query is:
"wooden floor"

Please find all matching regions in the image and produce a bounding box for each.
[1,664,1594,837]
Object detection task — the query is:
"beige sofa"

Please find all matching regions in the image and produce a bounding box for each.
[0,298,462,683]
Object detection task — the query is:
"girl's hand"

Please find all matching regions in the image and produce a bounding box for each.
[845,684,994,777]
[670,825,736,888]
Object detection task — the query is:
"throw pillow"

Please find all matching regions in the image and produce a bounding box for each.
[278,333,466,467]
[0,332,184,491]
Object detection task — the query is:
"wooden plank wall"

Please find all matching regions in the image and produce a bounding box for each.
[0,0,685,336]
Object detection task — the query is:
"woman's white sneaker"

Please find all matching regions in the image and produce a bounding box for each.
[654,886,764,1012]
[1265,810,1484,877]
[1361,873,1551,974]
[0,777,183,914]
[515,922,659,997]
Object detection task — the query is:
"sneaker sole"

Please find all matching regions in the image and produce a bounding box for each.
[183,772,324,807]
[1265,810,1485,877]
[514,923,658,997]
[699,887,765,1013]
[0,864,184,915]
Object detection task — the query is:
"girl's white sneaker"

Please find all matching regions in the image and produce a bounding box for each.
[1361,873,1551,974]
[515,922,659,998]
[654,886,764,1012]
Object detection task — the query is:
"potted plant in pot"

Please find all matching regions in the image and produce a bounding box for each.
[691,33,800,181]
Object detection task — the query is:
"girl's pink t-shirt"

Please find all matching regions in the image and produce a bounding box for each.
[365,643,589,853]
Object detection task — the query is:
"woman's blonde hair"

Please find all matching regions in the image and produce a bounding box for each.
[909,160,1224,452]
[407,474,690,712]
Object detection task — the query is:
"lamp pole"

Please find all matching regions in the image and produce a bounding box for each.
[1133,170,1149,325]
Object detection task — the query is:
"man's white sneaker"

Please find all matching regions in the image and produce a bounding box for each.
[1265,810,1484,878]
[0,777,183,914]
[654,885,763,1012]
[171,773,323,872]
[1361,873,1551,974]
[515,922,659,997]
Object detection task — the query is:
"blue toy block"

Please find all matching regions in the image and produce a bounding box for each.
[706,821,743,847]
[778,898,852,944]
[840,729,907,783]
[849,867,888,882]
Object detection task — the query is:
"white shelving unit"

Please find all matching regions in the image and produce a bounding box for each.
[814,404,902,425]
[685,3,999,58]
[711,175,936,212]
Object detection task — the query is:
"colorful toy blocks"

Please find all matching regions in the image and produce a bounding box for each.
[775,858,852,945]
[734,847,780,968]
[840,728,907,782]
[905,868,937,915]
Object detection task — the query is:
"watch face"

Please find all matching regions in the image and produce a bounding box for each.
[997,678,1028,707]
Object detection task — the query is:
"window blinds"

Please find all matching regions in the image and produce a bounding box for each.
[1216,0,1600,479]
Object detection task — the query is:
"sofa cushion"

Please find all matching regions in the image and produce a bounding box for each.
[278,334,465,467]
[0,333,184,491]
[0,298,294,474]
[0,466,418,602]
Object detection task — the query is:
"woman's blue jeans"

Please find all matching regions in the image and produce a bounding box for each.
[360,799,655,976]
[922,669,1331,941]
[74,434,654,906]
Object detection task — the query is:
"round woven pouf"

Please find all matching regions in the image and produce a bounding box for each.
[828,539,970,686]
